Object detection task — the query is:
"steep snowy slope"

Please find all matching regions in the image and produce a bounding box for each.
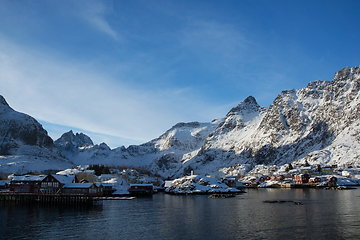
[177,96,268,176]
[55,121,221,177]
[146,120,221,177]
[177,66,360,176]
[0,95,73,173]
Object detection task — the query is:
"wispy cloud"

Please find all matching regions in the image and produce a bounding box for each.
[75,0,118,40]
[0,38,227,146]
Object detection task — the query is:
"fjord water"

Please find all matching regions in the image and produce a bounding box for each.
[1,188,359,240]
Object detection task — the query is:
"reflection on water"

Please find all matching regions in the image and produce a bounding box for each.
[1,188,360,239]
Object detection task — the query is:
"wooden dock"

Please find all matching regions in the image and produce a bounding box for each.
[0,192,101,205]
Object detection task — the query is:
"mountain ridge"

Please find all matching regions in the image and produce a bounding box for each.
[178,66,360,176]
[1,66,360,177]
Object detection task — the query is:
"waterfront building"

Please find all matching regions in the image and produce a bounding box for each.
[128,184,154,195]
[40,174,78,194]
[293,174,310,184]
[62,183,103,196]
[10,175,46,193]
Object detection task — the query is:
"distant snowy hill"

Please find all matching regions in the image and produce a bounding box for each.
[0,95,73,173]
[54,121,221,177]
[2,66,360,178]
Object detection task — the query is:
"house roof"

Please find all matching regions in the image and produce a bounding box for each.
[96,183,113,187]
[0,180,10,185]
[100,174,114,179]
[164,180,173,188]
[63,183,95,189]
[52,174,76,184]
[12,175,46,182]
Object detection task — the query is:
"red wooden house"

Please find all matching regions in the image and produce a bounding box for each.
[276,175,285,181]
[293,174,310,184]
[327,176,337,182]
[98,183,116,196]
[309,177,321,183]
[223,178,237,187]
[0,180,9,190]
[62,183,103,196]
[258,176,265,182]
[40,174,78,194]
[10,175,46,193]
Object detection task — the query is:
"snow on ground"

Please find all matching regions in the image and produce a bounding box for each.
[0,155,74,174]
[56,168,82,176]
[103,178,130,195]
[165,174,241,194]
[258,180,283,188]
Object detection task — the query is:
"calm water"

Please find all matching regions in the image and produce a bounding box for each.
[1,188,360,240]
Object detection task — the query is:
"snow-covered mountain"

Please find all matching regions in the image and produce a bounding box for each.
[2,66,360,178]
[54,121,220,177]
[177,66,360,176]
[0,95,73,173]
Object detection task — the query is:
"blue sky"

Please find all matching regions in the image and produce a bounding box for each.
[1,0,360,148]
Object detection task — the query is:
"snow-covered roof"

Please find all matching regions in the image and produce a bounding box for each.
[0,180,10,185]
[164,180,174,188]
[12,175,46,182]
[51,174,76,184]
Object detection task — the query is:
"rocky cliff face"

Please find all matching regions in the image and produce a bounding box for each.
[176,66,360,176]
[0,96,54,155]
[54,130,94,158]
[0,95,73,173]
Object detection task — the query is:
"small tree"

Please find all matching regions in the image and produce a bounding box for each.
[317,165,322,173]
[87,164,110,176]
[101,166,111,174]
[305,160,310,167]
[288,163,293,171]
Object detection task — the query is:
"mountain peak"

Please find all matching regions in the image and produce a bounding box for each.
[243,95,258,106]
[228,96,262,116]
[0,95,10,108]
[55,130,94,149]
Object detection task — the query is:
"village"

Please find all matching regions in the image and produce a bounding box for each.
[0,162,359,204]
[235,163,360,189]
